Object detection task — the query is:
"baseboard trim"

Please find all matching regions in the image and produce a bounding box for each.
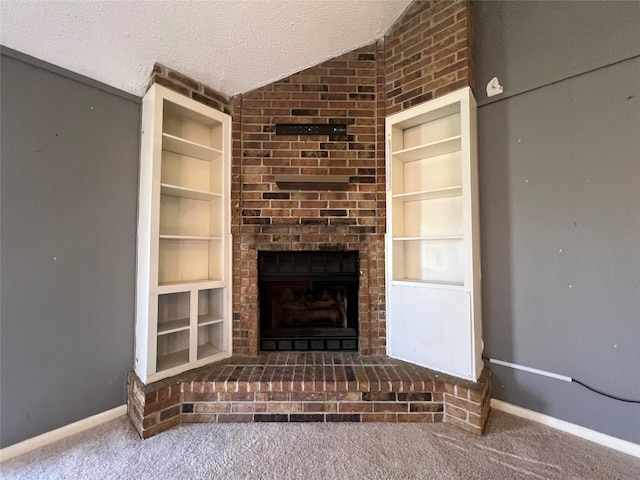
[491,399,640,458]
[0,405,128,463]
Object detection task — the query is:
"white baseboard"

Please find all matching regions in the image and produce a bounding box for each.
[491,399,640,458]
[0,404,128,463]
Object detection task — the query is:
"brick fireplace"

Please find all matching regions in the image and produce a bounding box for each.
[148,0,474,357]
[129,0,488,438]
[230,39,387,356]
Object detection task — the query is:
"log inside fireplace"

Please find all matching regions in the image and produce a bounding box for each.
[258,251,359,351]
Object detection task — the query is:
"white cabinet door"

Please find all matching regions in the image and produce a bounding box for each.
[388,284,472,379]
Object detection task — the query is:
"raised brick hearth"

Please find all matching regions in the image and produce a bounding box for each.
[128,353,491,439]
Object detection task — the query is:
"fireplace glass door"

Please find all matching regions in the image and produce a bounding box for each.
[259,251,359,351]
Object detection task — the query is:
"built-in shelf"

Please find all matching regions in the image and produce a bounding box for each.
[275,174,350,190]
[393,236,463,241]
[159,235,222,241]
[157,349,189,372]
[136,84,232,384]
[198,315,225,327]
[155,280,225,294]
[392,186,462,201]
[161,183,222,201]
[162,133,222,162]
[392,278,465,288]
[392,136,461,162]
[197,344,223,360]
[386,87,482,381]
[157,318,190,335]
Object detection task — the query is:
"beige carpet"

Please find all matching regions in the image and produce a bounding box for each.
[1,410,638,479]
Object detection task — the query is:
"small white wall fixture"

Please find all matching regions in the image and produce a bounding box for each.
[385,87,483,380]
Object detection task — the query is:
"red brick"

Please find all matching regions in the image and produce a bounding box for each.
[338,403,374,413]
[183,392,218,402]
[144,390,157,404]
[398,413,435,423]
[373,403,408,413]
[409,402,443,413]
[444,404,468,421]
[218,392,255,402]
[266,392,290,401]
[217,414,253,423]
[291,392,325,402]
[445,394,482,415]
[267,402,302,413]
[182,414,216,423]
[326,392,361,402]
[142,416,181,439]
[194,403,230,414]
[156,386,172,401]
[159,405,180,421]
[303,402,338,413]
[468,412,484,428]
[232,403,267,413]
[444,414,482,436]
[144,394,181,416]
[362,413,397,422]
[142,415,157,429]
[469,388,485,403]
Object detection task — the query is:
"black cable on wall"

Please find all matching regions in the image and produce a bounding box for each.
[482,356,640,404]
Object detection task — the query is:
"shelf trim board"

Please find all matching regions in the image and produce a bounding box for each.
[392,136,461,162]
[198,316,225,327]
[162,133,222,162]
[157,278,224,289]
[161,183,222,201]
[393,236,463,241]
[153,280,227,295]
[391,103,461,131]
[159,235,223,241]
[390,279,466,290]
[392,186,462,202]
[157,317,191,335]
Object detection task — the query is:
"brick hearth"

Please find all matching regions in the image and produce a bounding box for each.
[128,353,491,439]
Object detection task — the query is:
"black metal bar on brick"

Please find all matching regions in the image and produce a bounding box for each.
[275,124,347,135]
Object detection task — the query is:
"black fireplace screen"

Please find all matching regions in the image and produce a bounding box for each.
[258,251,359,351]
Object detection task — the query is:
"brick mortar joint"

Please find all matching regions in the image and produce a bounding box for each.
[443,410,478,423]
[444,392,482,406]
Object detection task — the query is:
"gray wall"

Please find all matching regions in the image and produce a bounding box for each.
[474,1,640,443]
[0,49,140,447]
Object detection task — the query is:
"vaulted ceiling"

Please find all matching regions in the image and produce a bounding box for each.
[1,0,413,97]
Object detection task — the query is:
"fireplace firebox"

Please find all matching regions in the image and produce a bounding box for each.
[258,251,359,351]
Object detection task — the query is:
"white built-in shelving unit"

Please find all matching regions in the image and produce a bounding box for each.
[135,84,232,384]
[385,87,483,380]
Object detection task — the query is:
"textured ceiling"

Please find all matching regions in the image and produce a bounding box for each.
[0,0,412,97]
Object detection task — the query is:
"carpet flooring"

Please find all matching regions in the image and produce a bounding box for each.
[1,409,638,479]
